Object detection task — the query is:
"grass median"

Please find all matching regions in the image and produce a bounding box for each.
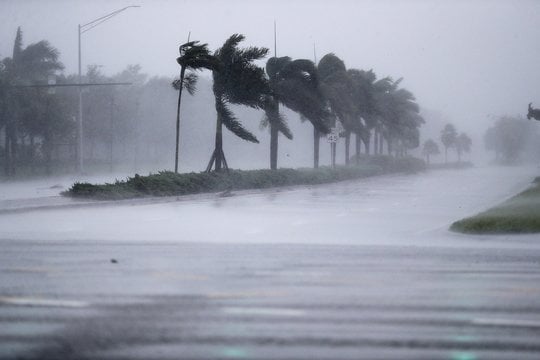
[63,156,426,200]
[450,177,540,234]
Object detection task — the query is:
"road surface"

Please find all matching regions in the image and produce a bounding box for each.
[1,166,540,359]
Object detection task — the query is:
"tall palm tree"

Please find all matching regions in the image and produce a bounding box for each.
[347,68,377,163]
[206,34,269,172]
[440,123,457,163]
[374,78,423,156]
[318,53,356,166]
[264,56,329,169]
[173,40,219,173]
[371,76,393,155]
[422,139,440,165]
[455,132,472,162]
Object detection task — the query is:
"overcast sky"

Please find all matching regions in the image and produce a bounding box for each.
[2,0,540,137]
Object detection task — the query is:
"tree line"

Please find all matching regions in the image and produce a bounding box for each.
[422,123,472,165]
[1,29,427,177]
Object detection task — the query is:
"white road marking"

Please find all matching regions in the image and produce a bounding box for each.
[0,296,88,308]
[222,307,305,317]
[472,318,540,328]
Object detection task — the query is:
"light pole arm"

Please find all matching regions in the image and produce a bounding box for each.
[80,6,140,33]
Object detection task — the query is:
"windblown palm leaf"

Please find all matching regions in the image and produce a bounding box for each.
[215,97,259,143]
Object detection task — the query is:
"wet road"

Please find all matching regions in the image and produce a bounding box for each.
[1,166,540,359]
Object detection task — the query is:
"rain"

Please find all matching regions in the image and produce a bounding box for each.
[1,1,540,359]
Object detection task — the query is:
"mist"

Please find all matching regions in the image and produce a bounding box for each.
[2,0,540,176]
[2,1,540,359]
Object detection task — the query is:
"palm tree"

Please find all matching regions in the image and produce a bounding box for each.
[264,56,329,169]
[376,78,423,156]
[172,40,219,173]
[440,123,457,163]
[206,34,269,172]
[318,54,356,166]
[347,69,377,162]
[455,132,472,162]
[422,139,440,165]
[371,76,393,155]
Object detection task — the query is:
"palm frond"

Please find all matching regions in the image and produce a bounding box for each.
[216,97,259,143]
[183,72,198,95]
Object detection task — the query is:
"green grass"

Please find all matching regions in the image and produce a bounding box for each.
[450,179,540,234]
[64,156,426,200]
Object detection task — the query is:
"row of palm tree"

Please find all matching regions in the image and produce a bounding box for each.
[173,34,425,173]
[440,123,472,163]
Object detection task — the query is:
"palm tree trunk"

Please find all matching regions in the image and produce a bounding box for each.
[8,124,16,176]
[313,127,319,168]
[344,130,350,165]
[363,131,370,155]
[214,109,223,171]
[355,133,361,165]
[445,147,448,163]
[174,67,186,173]
[374,129,379,155]
[4,127,10,176]
[44,127,52,176]
[378,132,383,154]
[331,142,337,168]
[270,122,278,170]
[30,135,35,174]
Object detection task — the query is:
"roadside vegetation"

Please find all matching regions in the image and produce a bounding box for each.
[64,156,426,200]
[451,177,540,234]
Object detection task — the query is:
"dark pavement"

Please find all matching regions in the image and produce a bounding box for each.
[1,241,540,360]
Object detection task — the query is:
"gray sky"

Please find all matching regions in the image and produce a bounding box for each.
[2,0,540,137]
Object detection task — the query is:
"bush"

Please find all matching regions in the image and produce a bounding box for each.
[64,156,426,200]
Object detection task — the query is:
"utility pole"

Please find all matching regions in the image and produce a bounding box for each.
[77,5,140,174]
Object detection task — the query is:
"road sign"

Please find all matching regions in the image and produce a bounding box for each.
[327,133,338,143]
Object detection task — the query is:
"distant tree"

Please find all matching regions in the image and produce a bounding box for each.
[484,116,536,163]
[440,123,457,163]
[206,34,269,172]
[455,132,472,162]
[1,27,63,176]
[173,41,219,173]
[422,139,440,165]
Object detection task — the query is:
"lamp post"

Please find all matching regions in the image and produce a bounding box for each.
[78,5,140,173]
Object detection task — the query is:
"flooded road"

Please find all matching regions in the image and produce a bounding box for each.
[1,166,540,359]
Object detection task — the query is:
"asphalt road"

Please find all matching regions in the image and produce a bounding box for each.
[1,242,540,360]
[1,166,540,359]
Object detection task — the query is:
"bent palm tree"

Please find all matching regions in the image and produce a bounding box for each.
[173,41,219,173]
[264,56,329,169]
[348,69,377,161]
[318,54,356,166]
[206,34,269,172]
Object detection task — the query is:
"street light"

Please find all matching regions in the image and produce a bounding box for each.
[78,5,140,173]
